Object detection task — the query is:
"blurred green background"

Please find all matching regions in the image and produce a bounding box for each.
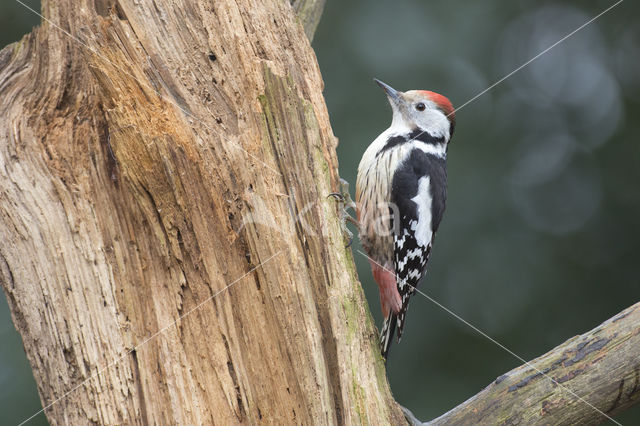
[1,0,639,424]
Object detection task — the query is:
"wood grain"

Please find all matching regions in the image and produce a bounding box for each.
[416,303,640,425]
[0,0,403,424]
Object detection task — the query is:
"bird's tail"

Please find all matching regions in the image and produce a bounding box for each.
[380,313,398,361]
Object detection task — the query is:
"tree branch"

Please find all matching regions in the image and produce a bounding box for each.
[290,0,326,40]
[406,302,640,425]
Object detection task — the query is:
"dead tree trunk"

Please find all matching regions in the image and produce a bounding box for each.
[0,0,402,424]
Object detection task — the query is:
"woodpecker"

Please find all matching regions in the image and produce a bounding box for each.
[356,79,455,360]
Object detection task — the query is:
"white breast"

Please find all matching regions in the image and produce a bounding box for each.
[356,123,445,265]
[356,124,411,265]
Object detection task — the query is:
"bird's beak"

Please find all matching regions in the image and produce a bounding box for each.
[374,79,402,105]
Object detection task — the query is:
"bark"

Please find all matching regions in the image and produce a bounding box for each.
[0,0,403,424]
[404,302,640,425]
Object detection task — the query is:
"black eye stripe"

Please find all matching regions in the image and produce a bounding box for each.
[416,103,425,111]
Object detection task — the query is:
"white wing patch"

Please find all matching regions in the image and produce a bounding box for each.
[410,176,433,247]
[411,140,447,158]
[389,175,437,352]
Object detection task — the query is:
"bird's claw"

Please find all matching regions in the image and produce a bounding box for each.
[329,178,357,247]
[345,234,354,248]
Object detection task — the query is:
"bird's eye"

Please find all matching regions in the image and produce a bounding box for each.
[415,103,426,111]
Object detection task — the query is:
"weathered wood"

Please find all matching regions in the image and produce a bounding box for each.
[416,302,640,425]
[0,0,403,424]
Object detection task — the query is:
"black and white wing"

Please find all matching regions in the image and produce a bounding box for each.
[380,149,447,359]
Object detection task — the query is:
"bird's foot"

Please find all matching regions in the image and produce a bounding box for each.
[328,178,357,210]
[328,178,358,247]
